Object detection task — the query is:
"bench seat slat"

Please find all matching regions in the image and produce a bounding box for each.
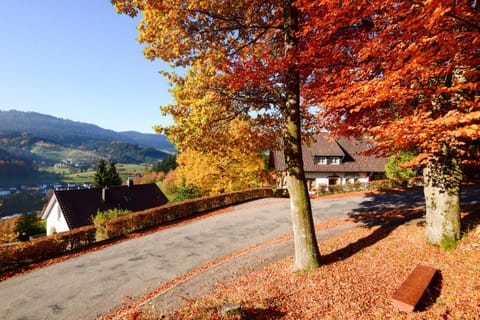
[392,264,437,312]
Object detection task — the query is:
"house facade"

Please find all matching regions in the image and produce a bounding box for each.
[41,182,168,235]
[270,134,388,192]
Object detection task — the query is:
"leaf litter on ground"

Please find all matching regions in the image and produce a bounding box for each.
[160,205,480,320]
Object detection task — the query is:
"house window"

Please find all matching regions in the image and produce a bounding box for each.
[314,156,328,165]
[331,157,342,165]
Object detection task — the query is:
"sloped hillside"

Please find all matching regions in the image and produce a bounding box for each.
[0,110,175,152]
[0,110,175,165]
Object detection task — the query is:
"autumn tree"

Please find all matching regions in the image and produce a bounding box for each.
[112,0,322,270]
[0,216,19,244]
[112,0,477,259]
[176,147,266,196]
[301,1,479,249]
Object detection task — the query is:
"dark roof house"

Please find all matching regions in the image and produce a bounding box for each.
[42,183,168,235]
[271,133,388,189]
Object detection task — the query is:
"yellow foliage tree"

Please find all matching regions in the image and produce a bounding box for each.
[176,148,266,196]
[0,216,19,244]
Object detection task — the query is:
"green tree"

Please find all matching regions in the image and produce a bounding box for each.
[385,152,417,180]
[93,159,108,188]
[93,159,122,188]
[14,213,45,242]
[174,177,201,202]
[153,154,177,173]
[106,161,123,186]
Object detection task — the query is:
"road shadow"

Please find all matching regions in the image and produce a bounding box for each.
[349,184,479,223]
[321,209,424,265]
[461,205,480,234]
[321,200,479,266]
[321,185,480,265]
[350,189,425,219]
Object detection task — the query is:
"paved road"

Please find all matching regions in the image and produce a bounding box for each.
[0,187,478,320]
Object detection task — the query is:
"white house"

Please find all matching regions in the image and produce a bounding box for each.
[41,183,168,236]
[42,195,70,235]
[270,133,388,191]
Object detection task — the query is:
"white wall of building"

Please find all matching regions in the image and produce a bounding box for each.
[45,201,70,236]
[305,172,370,190]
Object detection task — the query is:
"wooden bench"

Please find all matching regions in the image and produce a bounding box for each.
[392,264,438,312]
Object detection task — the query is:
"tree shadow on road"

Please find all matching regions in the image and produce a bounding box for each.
[320,189,426,265]
[321,208,425,265]
[460,205,480,235]
[349,189,425,217]
[321,200,480,266]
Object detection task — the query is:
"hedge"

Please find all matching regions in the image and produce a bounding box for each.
[104,188,273,238]
[0,188,273,275]
[0,225,96,274]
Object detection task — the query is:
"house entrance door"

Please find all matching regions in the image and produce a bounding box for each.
[328,176,340,192]
[328,177,340,185]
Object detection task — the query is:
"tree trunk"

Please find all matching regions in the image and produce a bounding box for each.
[282,0,321,271]
[423,153,462,250]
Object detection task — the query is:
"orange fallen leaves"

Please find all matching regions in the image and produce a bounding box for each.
[165,207,480,320]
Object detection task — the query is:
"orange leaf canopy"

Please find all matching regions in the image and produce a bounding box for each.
[298,0,479,163]
[113,0,479,164]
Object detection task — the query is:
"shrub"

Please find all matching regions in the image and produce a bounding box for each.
[0,225,97,274]
[172,176,201,202]
[14,213,46,241]
[102,188,273,239]
[0,216,20,244]
[93,209,130,241]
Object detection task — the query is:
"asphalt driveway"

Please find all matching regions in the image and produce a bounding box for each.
[0,186,477,320]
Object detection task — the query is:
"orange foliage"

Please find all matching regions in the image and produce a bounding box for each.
[297,0,479,164]
[162,169,178,195]
[133,170,166,185]
[0,216,19,244]
[111,0,478,266]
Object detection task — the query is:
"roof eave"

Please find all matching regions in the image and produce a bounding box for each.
[41,194,58,220]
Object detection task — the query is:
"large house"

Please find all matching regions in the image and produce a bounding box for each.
[41,182,168,236]
[270,134,388,191]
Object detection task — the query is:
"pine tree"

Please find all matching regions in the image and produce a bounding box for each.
[106,161,123,187]
[93,159,108,188]
[93,159,122,188]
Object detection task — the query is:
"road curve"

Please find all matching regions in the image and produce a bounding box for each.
[0,186,477,320]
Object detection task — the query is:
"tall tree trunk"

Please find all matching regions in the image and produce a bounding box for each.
[282,0,321,271]
[423,149,462,250]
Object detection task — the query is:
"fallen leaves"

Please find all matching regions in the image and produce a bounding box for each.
[165,206,480,320]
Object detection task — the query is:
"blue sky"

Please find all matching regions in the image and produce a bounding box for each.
[0,1,174,134]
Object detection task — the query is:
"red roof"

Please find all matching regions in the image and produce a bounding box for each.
[52,183,168,230]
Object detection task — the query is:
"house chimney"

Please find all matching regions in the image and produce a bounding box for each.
[127,176,134,187]
[102,187,109,203]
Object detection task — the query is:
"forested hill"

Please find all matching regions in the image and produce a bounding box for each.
[0,110,175,152]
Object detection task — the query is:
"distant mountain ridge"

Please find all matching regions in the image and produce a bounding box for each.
[0,110,175,152]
